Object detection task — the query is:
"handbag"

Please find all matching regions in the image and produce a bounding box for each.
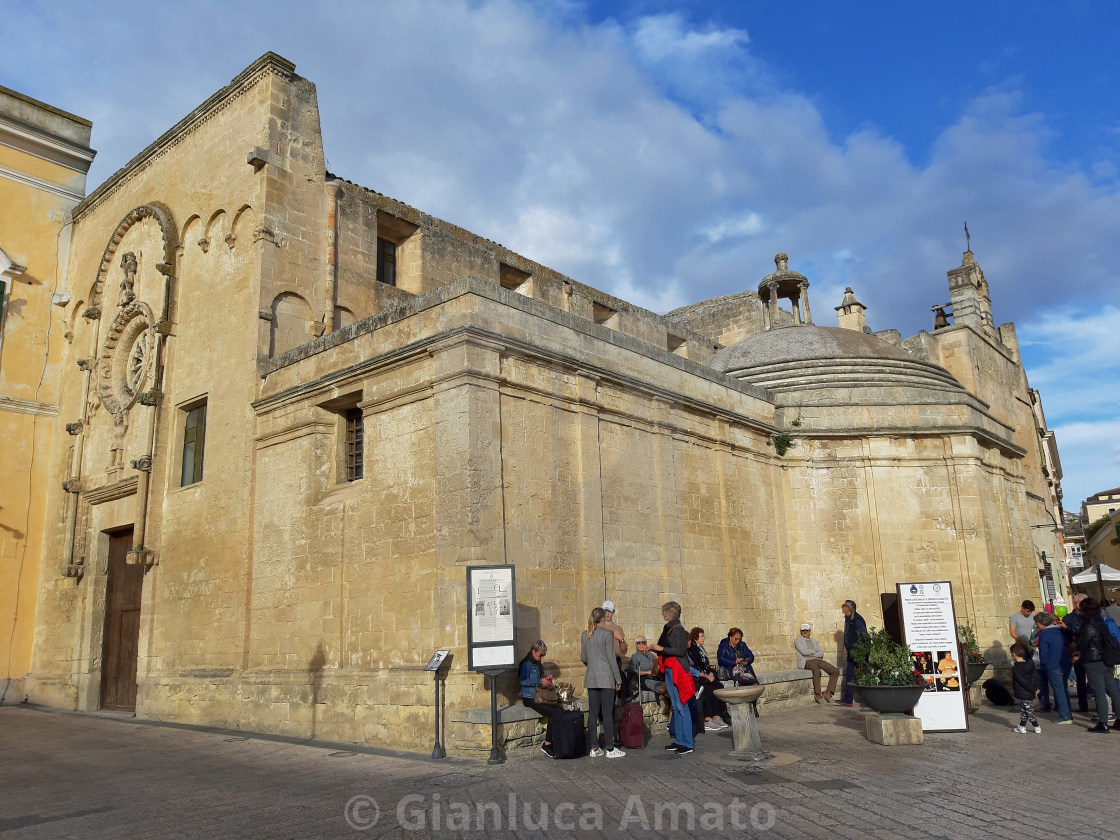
[732,663,758,685]
[534,685,559,704]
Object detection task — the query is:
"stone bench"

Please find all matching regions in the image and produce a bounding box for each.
[449,669,824,757]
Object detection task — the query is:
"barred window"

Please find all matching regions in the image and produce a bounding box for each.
[344,407,364,482]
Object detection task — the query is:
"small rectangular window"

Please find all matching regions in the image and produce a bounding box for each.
[593,301,618,329]
[377,238,397,286]
[344,407,364,482]
[499,263,532,295]
[181,402,206,485]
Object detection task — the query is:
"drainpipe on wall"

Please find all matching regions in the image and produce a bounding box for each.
[323,180,342,333]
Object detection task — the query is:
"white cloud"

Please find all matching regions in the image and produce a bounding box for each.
[1018,306,1120,506]
[3,0,1117,504]
[704,213,764,244]
[632,14,749,61]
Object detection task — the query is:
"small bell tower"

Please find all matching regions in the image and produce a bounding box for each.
[946,250,994,332]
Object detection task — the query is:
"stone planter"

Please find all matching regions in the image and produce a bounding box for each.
[966,661,988,684]
[854,684,925,714]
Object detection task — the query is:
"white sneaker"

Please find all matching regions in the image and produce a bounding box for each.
[1033,726,1042,734]
[708,719,726,730]
[588,748,604,758]
[605,747,625,758]
[1013,725,1026,734]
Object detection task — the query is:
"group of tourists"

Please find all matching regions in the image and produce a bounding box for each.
[518,590,1120,760]
[519,596,874,759]
[1009,594,1120,733]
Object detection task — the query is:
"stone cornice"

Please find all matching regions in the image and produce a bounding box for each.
[0,113,95,174]
[0,396,59,417]
[781,423,1027,460]
[0,162,85,202]
[252,323,779,441]
[83,475,138,505]
[258,275,766,401]
[74,52,296,222]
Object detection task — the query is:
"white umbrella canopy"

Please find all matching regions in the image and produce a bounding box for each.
[1071,564,1120,584]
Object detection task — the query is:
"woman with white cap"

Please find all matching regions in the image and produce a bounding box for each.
[795,623,839,703]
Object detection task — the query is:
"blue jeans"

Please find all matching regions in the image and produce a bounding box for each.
[1045,667,1072,721]
[1037,665,1051,709]
[842,658,856,703]
[665,669,694,748]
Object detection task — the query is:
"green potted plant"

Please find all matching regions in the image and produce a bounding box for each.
[957,623,988,684]
[850,628,925,713]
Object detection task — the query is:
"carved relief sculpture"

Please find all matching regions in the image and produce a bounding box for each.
[118,251,137,307]
[109,411,129,471]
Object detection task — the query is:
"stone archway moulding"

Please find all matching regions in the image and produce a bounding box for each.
[84,203,178,319]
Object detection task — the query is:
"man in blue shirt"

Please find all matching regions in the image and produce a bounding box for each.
[836,599,869,707]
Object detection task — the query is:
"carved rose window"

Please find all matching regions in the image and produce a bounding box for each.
[126,330,149,394]
[98,302,155,416]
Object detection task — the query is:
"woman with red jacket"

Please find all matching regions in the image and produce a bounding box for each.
[650,601,695,755]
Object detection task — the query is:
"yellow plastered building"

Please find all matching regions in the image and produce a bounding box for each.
[0,85,94,704]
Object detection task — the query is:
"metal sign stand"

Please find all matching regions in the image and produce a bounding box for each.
[465,564,517,766]
[424,650,451,760]
[482,667,506,764]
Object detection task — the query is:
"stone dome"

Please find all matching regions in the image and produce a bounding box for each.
[706,324,965,396]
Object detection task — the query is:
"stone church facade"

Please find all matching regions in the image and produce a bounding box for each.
[12,54,1064,753]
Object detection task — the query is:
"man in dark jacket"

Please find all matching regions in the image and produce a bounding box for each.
[1076,598,1120,733]
[837,599,868,706]
[1062,593,1089,713]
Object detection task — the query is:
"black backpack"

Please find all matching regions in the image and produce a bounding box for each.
[1101,624,1120,668]
[982,678,1014,706]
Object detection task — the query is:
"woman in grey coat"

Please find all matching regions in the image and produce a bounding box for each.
[581,607,624,757]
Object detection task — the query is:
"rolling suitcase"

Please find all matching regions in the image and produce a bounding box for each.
[550,708,587,759]
[618,702,644,749]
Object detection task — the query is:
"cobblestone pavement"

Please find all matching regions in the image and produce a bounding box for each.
[2,700,1117,839]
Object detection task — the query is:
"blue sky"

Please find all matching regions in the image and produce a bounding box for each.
[3,0,1117,508]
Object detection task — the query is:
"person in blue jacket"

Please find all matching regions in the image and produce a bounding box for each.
[519,640,556,756]
[1035,611,1073,723]
[716,628,756,685]
[837,599,869,706]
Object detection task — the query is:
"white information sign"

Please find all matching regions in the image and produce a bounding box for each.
[897,581,969,732]
[1065,544,1084,568]
[467,565,517,671]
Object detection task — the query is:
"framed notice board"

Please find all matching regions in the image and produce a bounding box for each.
[898,580,969,732]
[466,564,516,671]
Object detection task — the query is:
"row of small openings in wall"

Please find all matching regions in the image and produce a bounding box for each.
[594,297,689,357]
[376,211,420,288]
[320,391,364,483]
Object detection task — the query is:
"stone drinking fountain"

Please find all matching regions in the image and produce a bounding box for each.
[713,684,771,762]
